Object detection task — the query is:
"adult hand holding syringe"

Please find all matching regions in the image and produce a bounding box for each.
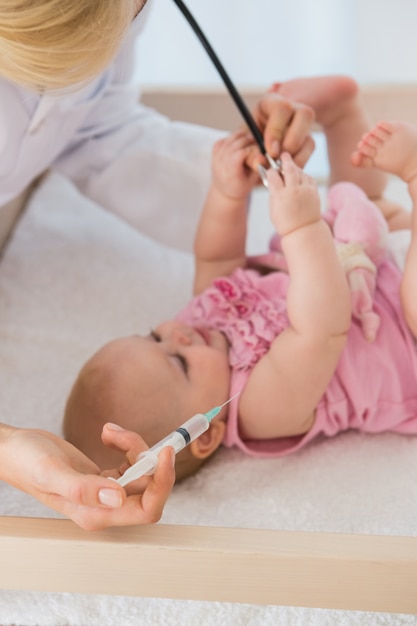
[115,393,239,487]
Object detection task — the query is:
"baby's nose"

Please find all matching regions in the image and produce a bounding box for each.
[173,327,193,345]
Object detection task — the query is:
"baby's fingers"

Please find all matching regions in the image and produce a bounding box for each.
[266,152,298,190]
[265,166,283,191]
[299,170,316,187]
[279,152,302,186]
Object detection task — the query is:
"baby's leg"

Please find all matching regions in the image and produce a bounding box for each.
[270,76,386,198]
[354,121,417,334]
[353,121,415,230]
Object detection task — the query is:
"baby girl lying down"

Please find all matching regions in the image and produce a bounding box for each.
[64,76,417,483]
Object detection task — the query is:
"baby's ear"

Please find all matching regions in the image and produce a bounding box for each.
[189,419,225,459]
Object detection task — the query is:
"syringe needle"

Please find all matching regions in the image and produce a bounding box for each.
[204,391,241,422]
[219,391,241,409]
[114,391,242,486]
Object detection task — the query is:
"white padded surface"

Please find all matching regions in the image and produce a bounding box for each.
[0,172,416,626]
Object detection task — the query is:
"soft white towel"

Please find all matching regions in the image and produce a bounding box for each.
[0,172,416,626]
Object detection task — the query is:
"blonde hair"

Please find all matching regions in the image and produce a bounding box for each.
[0,1,133,92]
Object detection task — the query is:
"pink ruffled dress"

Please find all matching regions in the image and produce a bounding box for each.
[177,184,417,457]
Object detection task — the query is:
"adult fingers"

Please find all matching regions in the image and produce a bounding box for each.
[279,105,315,159]
[101,423,149,465]
[41,460,127,510]
[101,424,176,497]
[290,135,316,169]
[252,94,315,158]
[138,447,175,522]
[67,448,175,530]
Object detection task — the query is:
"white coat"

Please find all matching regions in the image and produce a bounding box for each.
[0,5,221,250]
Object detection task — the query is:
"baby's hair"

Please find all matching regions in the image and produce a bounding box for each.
[0,1,132,92]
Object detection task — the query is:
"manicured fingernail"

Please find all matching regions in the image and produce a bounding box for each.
[271,140,280,156]
[170,449,176,467]
[98,488,122,508]
[105,422,124,431]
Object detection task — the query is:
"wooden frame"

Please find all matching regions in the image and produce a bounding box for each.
[1,517,417,613]
[1,84,417,615]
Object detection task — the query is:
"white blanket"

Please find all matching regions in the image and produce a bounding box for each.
[1,172,417,626]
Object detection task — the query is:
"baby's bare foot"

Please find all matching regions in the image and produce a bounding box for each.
[352,121,417,183]
[269,75,359,128]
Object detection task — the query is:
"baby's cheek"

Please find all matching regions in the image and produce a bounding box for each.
[214,355,232,387]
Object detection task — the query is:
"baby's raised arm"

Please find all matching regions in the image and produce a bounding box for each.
[239,154,352,440]
[193,130,259,294]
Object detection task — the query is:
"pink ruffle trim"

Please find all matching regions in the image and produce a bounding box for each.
[177,268,289,370]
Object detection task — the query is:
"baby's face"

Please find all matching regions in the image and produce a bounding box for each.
[147,320,231,416]
[100,321,232,440]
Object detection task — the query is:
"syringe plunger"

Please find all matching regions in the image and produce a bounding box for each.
[115,413,209,487]
[115,392,240,487]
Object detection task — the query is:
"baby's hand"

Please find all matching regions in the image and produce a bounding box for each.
[267,152,321,236]
[211,129,260,200]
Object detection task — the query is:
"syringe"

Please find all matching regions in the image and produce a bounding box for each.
[115,392,240,487]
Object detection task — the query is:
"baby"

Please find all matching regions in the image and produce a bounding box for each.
[64,76,417,482]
